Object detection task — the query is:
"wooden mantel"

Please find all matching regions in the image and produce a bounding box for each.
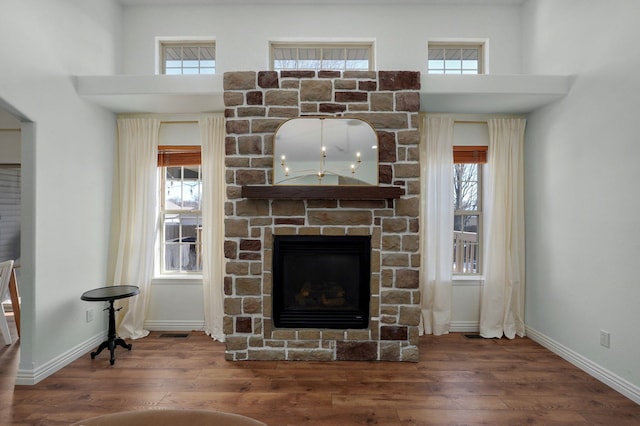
[241,185,404,200]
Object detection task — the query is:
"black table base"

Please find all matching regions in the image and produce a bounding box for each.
[81,285,139,366]
[90,300,132,365]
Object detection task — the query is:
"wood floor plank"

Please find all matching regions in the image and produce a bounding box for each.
[500,394,640,410]
[0,326,638,425]
[332,394,510,410]
[399,408,589,425]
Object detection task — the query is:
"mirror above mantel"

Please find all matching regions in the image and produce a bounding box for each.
[273,117,378,186]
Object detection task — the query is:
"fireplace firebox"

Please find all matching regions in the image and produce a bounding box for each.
[272,235,371,329]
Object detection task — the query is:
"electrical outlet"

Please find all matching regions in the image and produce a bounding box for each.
[86,308,94,323]
[600,330,610,348]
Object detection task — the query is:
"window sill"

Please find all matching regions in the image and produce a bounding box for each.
[452,275,484,285]
[151,275,203,285]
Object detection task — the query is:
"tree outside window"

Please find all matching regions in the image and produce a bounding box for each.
[452,148,484,275]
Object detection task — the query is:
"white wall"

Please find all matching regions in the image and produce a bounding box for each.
[522,0,640,392]
[121,3,522,75]
[0,0,122,383]
[118,1,523,331]
[5,0,638,394]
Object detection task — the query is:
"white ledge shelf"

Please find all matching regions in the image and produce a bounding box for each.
[74,74,224,114]
[74,73,572,115]
[421,74,572,114]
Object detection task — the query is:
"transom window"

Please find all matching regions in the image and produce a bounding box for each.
[428,43,484,74]
[453,146,486,275]
[160,41,216,75]
[158,146,202,274]
[271,43,373,72]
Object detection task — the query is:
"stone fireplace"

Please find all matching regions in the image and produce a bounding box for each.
[223,70,421,362]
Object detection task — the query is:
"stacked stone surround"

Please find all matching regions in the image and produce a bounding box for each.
[223,70,421,362]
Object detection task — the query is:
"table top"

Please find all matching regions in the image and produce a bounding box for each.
[81,285,140,302]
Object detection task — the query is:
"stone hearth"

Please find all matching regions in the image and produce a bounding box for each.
[223,70,421,361]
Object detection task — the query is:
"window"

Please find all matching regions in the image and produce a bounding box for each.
[428,43,484,74]
[160,41,215,75]
[453,146,486,274]
[271,43,373,71]
[158,146,202,274]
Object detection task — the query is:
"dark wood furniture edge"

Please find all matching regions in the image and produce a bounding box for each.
[241,185,405,200]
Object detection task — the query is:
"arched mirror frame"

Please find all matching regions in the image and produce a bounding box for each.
[272,117,379,186]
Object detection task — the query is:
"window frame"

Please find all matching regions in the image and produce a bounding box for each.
[270,41,375,72]
[453,145,487,276]
[428,40,487,75]
[156,37,216,75]
[157,145,203,276]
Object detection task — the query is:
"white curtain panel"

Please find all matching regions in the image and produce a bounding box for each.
[480,118,526,339]
[419,116,454,335]
[200,116,226,341]
[112,118,160,339]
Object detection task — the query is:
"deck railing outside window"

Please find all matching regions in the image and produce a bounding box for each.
[453,231,479,274]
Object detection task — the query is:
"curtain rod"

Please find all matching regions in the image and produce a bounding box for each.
[116,113,222,122]
[421,112,525,123]
[160,120,199,124]
[454,120,487,124]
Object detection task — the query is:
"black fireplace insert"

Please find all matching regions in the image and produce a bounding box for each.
[272,235,371,329]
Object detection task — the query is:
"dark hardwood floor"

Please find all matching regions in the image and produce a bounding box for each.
[1,315,638,425]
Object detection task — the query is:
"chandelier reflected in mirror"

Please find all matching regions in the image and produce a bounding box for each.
[273,117,378,186]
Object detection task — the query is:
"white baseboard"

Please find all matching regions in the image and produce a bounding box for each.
[144,320,206,332]
[15,332,105,386]
[450,320,479,333]
[525,326,640,405]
